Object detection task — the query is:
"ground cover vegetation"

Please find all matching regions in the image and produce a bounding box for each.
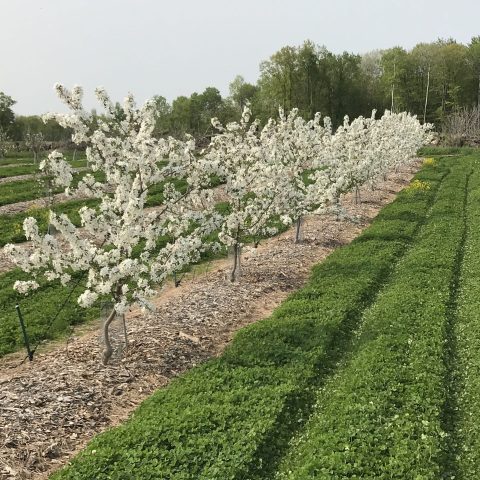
[0,160,84,179]
[275,158,475,479]
[48,158,472,479]
[0,167,96,207]
[451,165,480,478]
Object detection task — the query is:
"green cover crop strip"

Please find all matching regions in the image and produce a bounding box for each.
[0,168,100,207]
[276,158,473,479]
[0,158,87,179]
[49,164,447,479]
[0,176,191,247]
[453,160,480,479]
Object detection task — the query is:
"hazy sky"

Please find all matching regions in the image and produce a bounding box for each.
[1,0,479,115]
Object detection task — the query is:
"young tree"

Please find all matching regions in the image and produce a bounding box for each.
[260,108,335,242]
[5,85,217,364]
[0,127,9,158]
[206,106,297,281]
[0,91,15,133]
[24,130,44,164]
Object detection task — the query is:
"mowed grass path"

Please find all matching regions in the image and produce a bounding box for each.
[276,157,474,478]
[49,155,478,480]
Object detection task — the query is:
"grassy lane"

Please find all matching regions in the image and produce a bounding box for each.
[0,152,86,166]
[0,158,87,179]
[275,158,473,479]
[48,163,447,479]
[0,198,99,246]
[453,159,480,479]
[0,175,192,246]
[0,169,104,207]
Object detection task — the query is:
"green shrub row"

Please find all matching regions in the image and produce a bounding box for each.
[275,159,473,479]
[49,162,448,479]
[452,163,480,479]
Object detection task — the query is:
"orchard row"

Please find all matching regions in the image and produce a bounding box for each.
[5,84,431,362]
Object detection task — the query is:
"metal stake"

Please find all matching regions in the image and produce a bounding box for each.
[15,304,33,361]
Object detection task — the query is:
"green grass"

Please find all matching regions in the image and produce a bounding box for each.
[0,158,87,178]
[48,159,448,480]
[0,150,86,164]
[0,169,102,207]
[452,162,480,479]
[418,145,480,157]
[275,158,473,479]
[0,198,99,246]
[0,269,102,358]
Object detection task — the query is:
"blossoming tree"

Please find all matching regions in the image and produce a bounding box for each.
[5,85,217,364]
[206,106,300,280]
[260,108,337,242]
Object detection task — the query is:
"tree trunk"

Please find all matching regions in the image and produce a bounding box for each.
[477,72,480,109]
[391,60,396,112]
[355,186,361,205]
[102,307,117,365]
[423,67,430,124]
[230,242,242,282]
[333,196,341,221]
[122,313,128,349]
[295,216,303,243]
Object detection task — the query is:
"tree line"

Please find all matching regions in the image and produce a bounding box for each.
[1,36,480,145]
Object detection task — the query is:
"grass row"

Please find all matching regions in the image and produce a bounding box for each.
[418,146,480,157]
[0,151,85,164]
[0,173,191,247]
[0,169,105,207]
[0,157,87,179]
[452,161,480,479]
[274,157,473,479]
[49,160,448,479]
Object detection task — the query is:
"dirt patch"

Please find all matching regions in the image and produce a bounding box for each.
[0,163,419,479]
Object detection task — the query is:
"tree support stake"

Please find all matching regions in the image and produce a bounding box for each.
[15,304,33,361]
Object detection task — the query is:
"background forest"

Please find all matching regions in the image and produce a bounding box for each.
[1,36,480,145]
